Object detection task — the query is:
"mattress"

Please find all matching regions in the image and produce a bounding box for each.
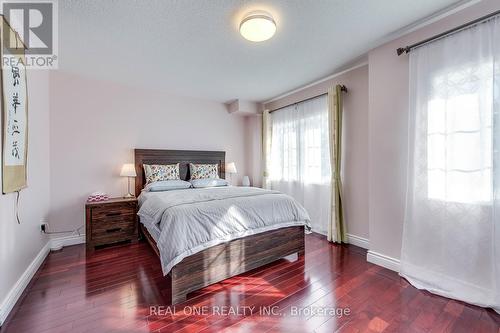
[137,186,311,275]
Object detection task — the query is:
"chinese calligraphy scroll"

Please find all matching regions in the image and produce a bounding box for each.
[2,17,28,194]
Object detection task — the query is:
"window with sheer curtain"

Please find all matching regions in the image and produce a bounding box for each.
[427,63,493,203]
[269,95,331,234]
[401,16,499,313]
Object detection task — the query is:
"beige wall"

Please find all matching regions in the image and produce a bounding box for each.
[263,64,370,240]
[0,70,50,320]
[368,0,500,260]
[244,115,263,188]
[48,72,249,235]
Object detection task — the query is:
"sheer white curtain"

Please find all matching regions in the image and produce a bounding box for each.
[402,16,500,312]
[269,96,331,234]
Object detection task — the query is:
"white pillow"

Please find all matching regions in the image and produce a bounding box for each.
[143,180,191,192]
[190,178,229,188]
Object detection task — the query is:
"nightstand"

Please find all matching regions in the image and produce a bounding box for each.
[85,197,138,251]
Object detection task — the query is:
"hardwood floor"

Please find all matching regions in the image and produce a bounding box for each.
[1,233,498,333]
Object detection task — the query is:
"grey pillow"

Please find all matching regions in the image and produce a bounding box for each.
[144,180,192,192]
[190,178,229,188]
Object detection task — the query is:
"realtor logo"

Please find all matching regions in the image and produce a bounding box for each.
[2,0,58,68]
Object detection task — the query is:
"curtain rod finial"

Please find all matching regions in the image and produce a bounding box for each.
[340,85,347,93]
[397,47,407,56]
[397,46,410,56]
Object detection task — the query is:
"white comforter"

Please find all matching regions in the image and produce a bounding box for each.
[137,186,310,275]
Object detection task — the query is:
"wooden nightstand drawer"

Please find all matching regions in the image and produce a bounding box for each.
[92,226,136,246]
[91,215,135,237]
[85,197,138,251]
[92,203,136,220]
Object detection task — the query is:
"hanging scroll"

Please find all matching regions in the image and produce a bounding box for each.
[1,16,28,194]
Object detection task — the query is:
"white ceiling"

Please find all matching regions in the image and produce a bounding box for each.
[59,0,467,102]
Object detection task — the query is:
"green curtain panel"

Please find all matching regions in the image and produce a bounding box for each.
[327,85,346,243]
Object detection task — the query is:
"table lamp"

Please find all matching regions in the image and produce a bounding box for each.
[120,163,137,198]
[226,162,237,185]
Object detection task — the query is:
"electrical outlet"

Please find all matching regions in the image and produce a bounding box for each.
[40,218,49,233]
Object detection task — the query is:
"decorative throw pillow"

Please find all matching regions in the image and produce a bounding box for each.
[189,163,219,180]
[143,163,180,184]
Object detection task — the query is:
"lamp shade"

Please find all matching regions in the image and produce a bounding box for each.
[120,163,137,177]
[226,162,237,174]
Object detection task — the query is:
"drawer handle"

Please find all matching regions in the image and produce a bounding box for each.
[106,227,122,233]
[106,212,122,217]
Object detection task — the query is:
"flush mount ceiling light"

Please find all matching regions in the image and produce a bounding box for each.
[239,11,276,42]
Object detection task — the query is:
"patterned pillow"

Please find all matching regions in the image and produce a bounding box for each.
[189,163,219,180]
[143,163,180,184]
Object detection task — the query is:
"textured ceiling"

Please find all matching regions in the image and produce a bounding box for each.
[59,0,466,102]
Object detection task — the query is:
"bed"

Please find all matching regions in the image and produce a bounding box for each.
[134,149,310,304]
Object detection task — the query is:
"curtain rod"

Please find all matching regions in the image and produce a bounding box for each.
[397,9,500,56]
[269,85,347,113]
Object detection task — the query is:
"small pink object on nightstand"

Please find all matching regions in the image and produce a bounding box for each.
[87,192,110,202]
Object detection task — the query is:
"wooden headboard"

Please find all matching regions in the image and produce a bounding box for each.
[134,149,226,196]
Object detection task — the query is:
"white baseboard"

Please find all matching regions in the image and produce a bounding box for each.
[367,250,401,272]
[0,241,51,326]
[49,234,86,251]
[310,230,370,250]
[0,234,86,326]
[346,233,369,249]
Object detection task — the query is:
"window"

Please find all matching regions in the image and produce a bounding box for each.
[268,95,331,235]
[269,96,330,185]
[403,15,500,312]
[426,63,493,203]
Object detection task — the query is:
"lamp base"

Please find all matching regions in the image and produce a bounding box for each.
[124,176,135,198]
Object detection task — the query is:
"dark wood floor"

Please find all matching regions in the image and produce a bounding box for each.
[1,234,499,333]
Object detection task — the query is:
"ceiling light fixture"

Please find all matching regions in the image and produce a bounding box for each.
[239,11,276,42]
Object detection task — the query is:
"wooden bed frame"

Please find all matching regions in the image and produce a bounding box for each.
[134,149,305,304]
